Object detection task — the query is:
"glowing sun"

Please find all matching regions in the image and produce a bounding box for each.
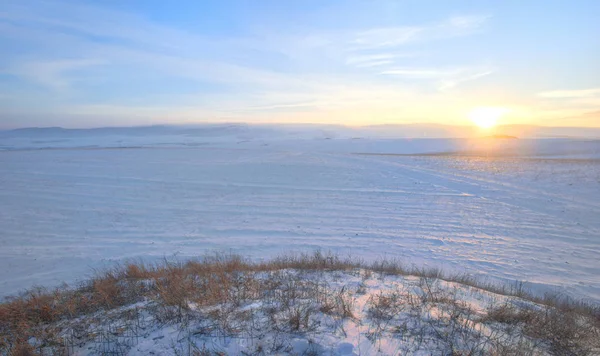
[468,107,507,129]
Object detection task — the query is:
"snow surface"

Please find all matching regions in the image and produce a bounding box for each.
[1,126,599,301]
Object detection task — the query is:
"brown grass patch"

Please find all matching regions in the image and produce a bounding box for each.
[1,251,598,355]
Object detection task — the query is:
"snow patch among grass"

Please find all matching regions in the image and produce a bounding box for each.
[1,253,598,355]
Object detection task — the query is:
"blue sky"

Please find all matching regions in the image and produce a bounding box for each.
[0,0,598,128]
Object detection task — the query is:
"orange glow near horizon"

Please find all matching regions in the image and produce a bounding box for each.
[468,107,509,129]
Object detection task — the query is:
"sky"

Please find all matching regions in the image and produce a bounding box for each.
[0,0,599,129]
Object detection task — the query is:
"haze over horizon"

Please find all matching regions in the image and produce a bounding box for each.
[1,0,599,129]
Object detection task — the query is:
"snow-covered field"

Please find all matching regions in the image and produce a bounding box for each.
[1,126,599,302]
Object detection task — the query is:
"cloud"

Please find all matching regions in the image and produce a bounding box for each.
[0,0,493,126]
[345,53,420,68]
[339,15,491,90]
[348,15,489,51]
[437,69,495,90]
[380,66,495,90]
[538,88,600,99]
[381,68,459,78]
[447,15,489,30]
[537,88,600,110]
[350,27,422,50]
[12,59,104,90]
[540,109,600,127]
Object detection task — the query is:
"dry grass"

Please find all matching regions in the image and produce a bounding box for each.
[1,251,599,355]
[483,302,600,355]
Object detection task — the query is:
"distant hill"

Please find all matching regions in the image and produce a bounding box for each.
[2,123,600,139]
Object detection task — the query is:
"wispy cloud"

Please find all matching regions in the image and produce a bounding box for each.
[338,15,491,91]
[538,88,600,99]
[345,53,420,68]
[350,27,423,50]
[537,88,600,109]
[0,0,494,126]
[437,68,495,90]
[348,15,489,51]
[12,59,104,90]
[447,15,489,30]
[380,66,495,90]
[381,68,460,78]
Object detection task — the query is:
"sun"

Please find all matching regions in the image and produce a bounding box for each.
[468,107,507,129]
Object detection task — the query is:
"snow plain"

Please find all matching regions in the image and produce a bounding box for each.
[1,126,599,302]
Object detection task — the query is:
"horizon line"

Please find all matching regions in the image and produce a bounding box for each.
[4,122,600,132]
